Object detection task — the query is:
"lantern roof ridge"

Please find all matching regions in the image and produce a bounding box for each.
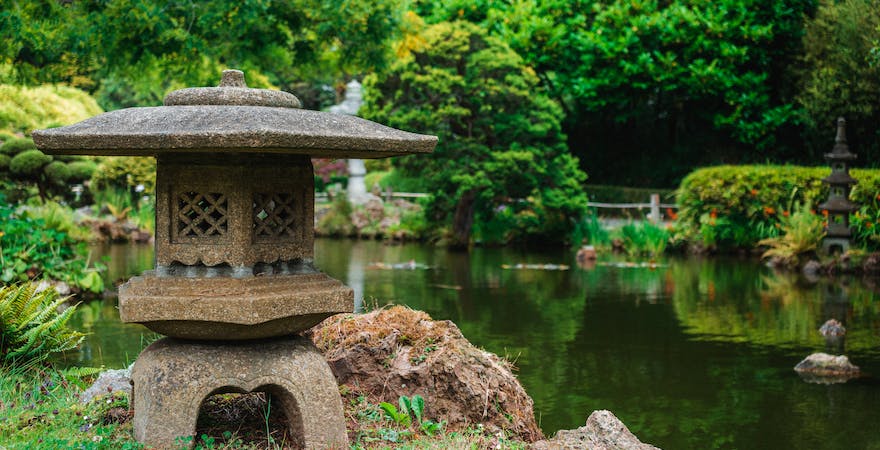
[33,70,437,159]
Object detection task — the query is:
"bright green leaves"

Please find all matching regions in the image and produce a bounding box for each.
[364,21,587,245]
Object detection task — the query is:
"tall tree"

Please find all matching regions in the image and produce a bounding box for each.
[362,21,588,247]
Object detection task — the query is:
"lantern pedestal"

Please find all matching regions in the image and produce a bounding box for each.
[131,336,347,449]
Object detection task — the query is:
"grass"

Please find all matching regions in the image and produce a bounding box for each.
[0,367,532,449]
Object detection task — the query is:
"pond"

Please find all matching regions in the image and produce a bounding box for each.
[68,240,880,449]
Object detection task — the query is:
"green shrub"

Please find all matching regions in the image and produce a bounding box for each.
[0,153,10,170]
[676,165,880,250]
[0,196,104,292]
[43,161,70,185]
[0,137,36,155]
[66,160,98,182]
[9,149,52,176]
[758,201,825,267]
[90,156,156,196]
[0,84,102,134]
[0,283,84,369]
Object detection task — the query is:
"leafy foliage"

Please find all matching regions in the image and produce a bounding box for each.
[799,0,880,164]
[362,21,588,246]
[0,0,405,109]
[0,84,103,134]
[0,196,104,292]
[0,283,84,369]
[1,136,96,203]
[415,0,817,186]
[676,165,880,250]
[758,201,824,266]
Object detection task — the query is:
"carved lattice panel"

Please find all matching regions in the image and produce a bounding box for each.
[177,192,228,237]
[253,193,298,239]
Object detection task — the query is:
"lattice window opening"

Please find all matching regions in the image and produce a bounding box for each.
[177,192,228,237]
[253,193,299,238]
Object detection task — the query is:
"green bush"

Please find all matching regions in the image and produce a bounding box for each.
[0,137,36,155]
[0,154,10,171]
[0,84,102,134]
[0,196,104,293]
[66,160,98,181]
[9,149,52,176]
[0,283,84,369]
[676,165,880,250]
[90,156,156,196]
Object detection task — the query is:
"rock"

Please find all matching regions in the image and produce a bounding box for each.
[80,366,133,404]
[310,306,543,442]
[576,246,597,263]
[863,252,880,274]
[794,352,860,384]
[819,319,846,337]
[802,260,823,276]
[531,410,660,450]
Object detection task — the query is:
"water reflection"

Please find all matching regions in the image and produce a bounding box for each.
[67,240,880,450]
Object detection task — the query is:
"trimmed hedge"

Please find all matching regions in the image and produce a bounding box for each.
[0,84,102,134]
[676,165,880,249]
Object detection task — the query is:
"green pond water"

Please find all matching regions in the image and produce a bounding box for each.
[69,240,880,449]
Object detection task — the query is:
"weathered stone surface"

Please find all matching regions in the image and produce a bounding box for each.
[531,410,660,450]
[119,272,353,339]
[153,154,315,268]
[131,336,346,449]
[81,366,132,404]
[819,319,846,337]
[310,306,543,442]
[164,69,303,108]
[32,107,436,158]
[794,352,860,384]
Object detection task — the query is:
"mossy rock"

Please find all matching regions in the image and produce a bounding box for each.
[44,161,71,184]
[9,149,52,175]
[0,137,36,156]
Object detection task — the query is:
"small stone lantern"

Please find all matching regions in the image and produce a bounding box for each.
[33,70,435,448]
[818,118,858,254]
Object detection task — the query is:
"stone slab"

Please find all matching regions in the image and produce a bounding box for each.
[119,272,353,340]
[131,336,347,449]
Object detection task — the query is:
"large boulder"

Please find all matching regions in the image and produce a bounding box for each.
[531,410,660,450]
[794,352,860,384]
[310,306,543,442]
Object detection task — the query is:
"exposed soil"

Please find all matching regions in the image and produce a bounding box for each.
[309,306,543,442]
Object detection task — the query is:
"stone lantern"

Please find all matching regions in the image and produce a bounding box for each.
[818,117,858,254]
[33,70,436,448]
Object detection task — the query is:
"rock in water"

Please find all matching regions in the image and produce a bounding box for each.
[794,353,860,384]
[819,319,846,337]
[531,410,660,450]
[310,306,542,442]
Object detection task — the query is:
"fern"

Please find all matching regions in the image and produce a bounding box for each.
[0,283,85,369]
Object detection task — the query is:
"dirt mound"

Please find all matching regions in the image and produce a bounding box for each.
[310,306,543,442]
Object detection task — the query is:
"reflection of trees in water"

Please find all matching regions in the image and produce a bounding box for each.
[669,260,879,353]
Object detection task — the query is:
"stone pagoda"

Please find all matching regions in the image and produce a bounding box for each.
[33,70,436,448]
[818,117,858,254]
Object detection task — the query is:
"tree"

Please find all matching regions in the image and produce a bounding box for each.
[798,0,880,163]
[0,0,405,109]
[362,21,588,247]
[414,0,817,186]
[1,137,95,202]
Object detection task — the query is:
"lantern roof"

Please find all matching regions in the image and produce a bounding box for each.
[824,117,857,161]
[33,70,436,159]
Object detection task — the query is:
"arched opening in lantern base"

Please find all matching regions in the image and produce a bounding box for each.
[195,386,303,449]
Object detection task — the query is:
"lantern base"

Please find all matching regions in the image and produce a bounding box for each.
[119,272,353,340]
[131,335,347,449]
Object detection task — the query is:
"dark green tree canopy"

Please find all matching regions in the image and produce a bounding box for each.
[363,21,587,246]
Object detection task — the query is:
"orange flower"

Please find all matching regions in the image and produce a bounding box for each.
[822,209,829,217]
[867,222,874,229]
[782,210,789,217]
[666,208,678,220]
[750,189,758,196]
[763,206,775,215]
[710,208,718,219]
